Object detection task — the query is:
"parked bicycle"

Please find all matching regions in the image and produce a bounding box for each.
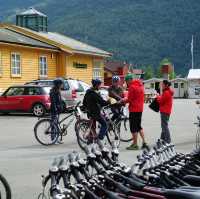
[34,102,82,146]
[38,140,200,199]
[0,174,12,199]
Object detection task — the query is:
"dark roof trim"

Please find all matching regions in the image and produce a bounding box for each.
[0,40,60,51]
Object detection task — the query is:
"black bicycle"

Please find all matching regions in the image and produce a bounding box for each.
[0,174,12,199]
[75,105,122,150]
[34,102,82,146]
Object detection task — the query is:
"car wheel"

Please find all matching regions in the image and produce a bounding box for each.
[32,103,46,117]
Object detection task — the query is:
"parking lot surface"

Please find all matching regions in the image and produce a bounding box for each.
[0,99,198,199]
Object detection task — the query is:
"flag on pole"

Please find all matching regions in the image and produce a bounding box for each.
[191,35,194,69]
[191,35,194,54]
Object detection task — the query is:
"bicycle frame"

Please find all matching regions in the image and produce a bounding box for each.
[81,119,98,141]
[45,113,75,141]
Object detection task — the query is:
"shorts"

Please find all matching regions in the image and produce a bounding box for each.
[129,112,143,133]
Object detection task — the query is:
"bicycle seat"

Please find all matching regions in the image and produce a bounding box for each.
[183,175,200,186]
[164,190,200,199]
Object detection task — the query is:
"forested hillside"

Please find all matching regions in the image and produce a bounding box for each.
[1,0,200,75]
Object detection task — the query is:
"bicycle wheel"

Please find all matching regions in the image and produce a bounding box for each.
[75,119,97,150]
[106,122,120,147]
[0,174,11,199]
[117,117,132,142]
[34,118,59,146]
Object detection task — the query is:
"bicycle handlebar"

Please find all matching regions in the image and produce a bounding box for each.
[75,101,82,109]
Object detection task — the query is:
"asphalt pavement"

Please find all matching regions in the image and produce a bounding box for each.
[0,99,198,199]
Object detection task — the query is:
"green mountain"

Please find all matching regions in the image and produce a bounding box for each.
[1,0,200,75]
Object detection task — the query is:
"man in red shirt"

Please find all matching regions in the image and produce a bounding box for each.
[157,80,174,143]
[124,74,148,150]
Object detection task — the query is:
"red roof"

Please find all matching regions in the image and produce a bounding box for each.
[104,61,143,75]
[105,61,130,73]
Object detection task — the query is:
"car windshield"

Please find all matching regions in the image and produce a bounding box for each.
[68,80,84,92]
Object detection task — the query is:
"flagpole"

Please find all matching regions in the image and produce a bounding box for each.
[191,35,194,69]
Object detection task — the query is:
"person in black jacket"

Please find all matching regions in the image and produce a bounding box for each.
[50,78,64,142]
[83,79,110,146]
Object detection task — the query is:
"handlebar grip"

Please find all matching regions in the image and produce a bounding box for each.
[42,175,51,187]
[50,185,61,198]
[72,168,82,183]
[91,159,104,173]
[101,150,116,165]
[75,101,82,109]
[84,186,101,199]
[114,173,145,190]
[60,172,69,188]
[104,175,132,195]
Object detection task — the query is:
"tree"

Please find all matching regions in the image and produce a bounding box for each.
[160,58,172,66]
[156,66,162,78]
[169,70,176,80]
[144,65,154,80]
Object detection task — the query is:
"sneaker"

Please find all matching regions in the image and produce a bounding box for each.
[54,140,64,144]
[126,143,139,150]
[141,142,150,150]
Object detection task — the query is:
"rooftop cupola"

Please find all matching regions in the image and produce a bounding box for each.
[16,7,48,32]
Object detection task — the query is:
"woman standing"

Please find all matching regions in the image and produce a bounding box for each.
[157,80,174,143]
[50,78,64,142]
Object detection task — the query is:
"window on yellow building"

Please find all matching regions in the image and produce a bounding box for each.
[11,53,21,75]
[0,51,2,76]
[93,59,103,80]
[39,56,48,77]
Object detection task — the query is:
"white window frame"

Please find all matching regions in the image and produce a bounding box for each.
[39,56,48,78]
[11,52,21,77]
[93,59,103,80]
[0,51,2,76]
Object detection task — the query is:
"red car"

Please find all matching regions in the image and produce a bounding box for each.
[0,85,51,116]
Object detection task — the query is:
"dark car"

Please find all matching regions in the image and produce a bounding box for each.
[0,85,51,116]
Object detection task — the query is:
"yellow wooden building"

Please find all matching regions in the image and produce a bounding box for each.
[0,8,111,92]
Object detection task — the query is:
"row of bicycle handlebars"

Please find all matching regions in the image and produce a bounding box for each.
[38,139,200,199]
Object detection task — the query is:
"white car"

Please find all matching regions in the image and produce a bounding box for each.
[25,79,78,107]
